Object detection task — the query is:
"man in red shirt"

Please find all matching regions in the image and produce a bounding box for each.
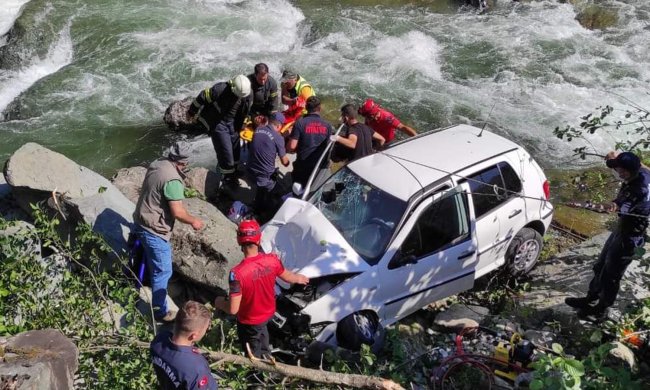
[213,219,309,358]
[357,98,417,144]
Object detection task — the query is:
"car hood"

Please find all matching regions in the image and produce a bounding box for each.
[260,198,370,278]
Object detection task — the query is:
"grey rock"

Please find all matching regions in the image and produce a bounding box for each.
[100,301,128,332]
[5,143,116,199]
[4,143,135,263]
[0,329,78,390]
[171,197,240,291]
[523,329,556,349]
[109,166,147,204]
[184,167,221,200]
[136,286,179,321]
[36,253,69,300]
[63,191,135,259]
[163,97,204,133]
[608,341,636,372]
[433,304,489,331]
[0,220,40,258]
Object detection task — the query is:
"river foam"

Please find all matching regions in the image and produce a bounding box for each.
[0,0,31,42]
[0,22,73,113]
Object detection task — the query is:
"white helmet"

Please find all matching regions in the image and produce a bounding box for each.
[230,74,251,98]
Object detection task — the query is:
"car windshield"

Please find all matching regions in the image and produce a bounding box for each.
[309,167,407,264]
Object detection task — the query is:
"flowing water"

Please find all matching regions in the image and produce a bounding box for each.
[0,0,648,176]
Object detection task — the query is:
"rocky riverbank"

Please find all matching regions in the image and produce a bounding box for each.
[2,143,649,388]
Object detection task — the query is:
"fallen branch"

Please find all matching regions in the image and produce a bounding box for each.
[204,349,405,390]
[127,340,404,389]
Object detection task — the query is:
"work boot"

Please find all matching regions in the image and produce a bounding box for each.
[564,296,597,309]
[577,304,607,321]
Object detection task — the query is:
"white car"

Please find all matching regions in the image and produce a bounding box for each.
[261,124,553,352]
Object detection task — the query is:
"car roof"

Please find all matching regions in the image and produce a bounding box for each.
[347,124,521,201]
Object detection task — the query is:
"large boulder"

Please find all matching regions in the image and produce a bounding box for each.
[0,329,79,390]
[163,97,204,133]
[111,167,241,292]
[171,197,241,292]
[3,143,135,259]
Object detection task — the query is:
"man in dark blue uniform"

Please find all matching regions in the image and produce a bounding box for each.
[287,96,334,186]
[150,301,218,390]
[565,152,650,317]
[247,112,290,219]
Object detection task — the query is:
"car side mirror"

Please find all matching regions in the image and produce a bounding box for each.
[389,250,418,269]
[402,254,417,265]
[321,189,337,204]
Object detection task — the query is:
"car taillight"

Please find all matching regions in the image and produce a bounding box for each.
[543,180,550,200]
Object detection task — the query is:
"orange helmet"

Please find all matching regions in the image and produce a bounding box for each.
[358,98,380,117]
[237,219,261,245]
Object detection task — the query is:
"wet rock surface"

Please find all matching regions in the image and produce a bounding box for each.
[0,329,79,390]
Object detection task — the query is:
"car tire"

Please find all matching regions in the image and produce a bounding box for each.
[505,227,543,276]
[336,311,384,351]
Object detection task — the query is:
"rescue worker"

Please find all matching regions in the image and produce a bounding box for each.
[247,63,280,121]
[331,103,385,162]
[287,96,334,186]
[565,151,650,318]
[150,300,218,390]
[247,112,290,219]
[280,68,315,127]
[186,75,253,186]
[358,98,417,144]
[214,219,309,358]
[134,142,204,322]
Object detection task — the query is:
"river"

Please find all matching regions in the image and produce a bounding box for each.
[0,0,648,176]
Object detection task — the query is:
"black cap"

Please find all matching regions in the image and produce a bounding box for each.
[606,151,641,172]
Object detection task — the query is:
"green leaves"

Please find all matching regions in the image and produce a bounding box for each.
[552,342,564,355]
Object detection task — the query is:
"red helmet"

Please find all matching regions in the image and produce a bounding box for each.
[358,98,380,117]
[237,219,261,245]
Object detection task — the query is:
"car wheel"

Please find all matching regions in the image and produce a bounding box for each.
[336,311,384,351]
[506,227,543,276]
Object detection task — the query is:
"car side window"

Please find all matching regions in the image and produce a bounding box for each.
[463,162,522,218]
[499,162,522,193]
[389,191,470,269]
[466,166,505,218]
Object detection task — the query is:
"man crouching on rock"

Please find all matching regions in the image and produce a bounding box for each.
[565,151,650,318]
[134,141,204,322]
[214,219,308,358]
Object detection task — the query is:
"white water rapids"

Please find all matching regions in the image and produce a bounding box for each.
[0,0,648,174]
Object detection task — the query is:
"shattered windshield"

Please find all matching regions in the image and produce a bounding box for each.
[310,167,407,264]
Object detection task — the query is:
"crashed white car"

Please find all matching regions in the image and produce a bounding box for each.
[260,124,553,352]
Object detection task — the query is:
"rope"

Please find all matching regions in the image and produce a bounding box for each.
[379,152,650,220]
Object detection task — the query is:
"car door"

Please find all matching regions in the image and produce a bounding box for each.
[378,185,478,323]
[462,161,526,278]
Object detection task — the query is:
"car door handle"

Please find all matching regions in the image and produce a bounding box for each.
[508,209,522,219]
[457,250,476,260]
